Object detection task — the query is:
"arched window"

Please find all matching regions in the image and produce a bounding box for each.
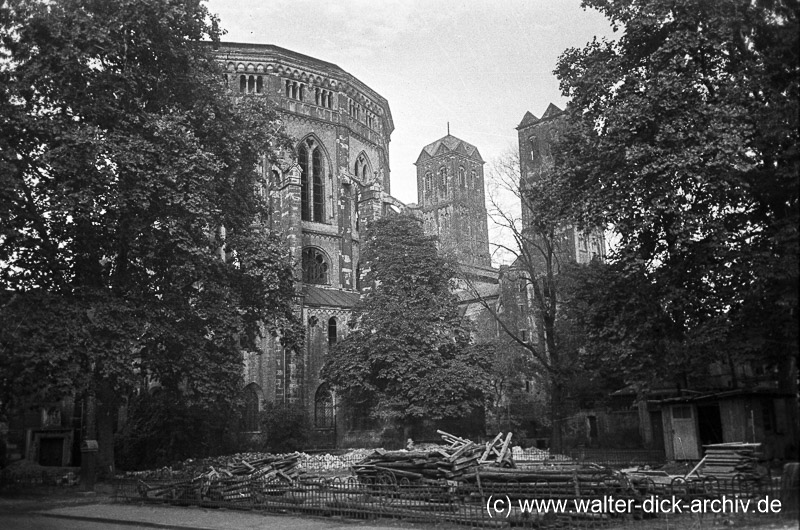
[247,75,255,93]
[328,317,337,345]
[256,76,263,94]
[314,384,334,428]
[424,172,432,193]
[459,167,466,188]
[298,138,326,223]
[312,148,323,221]
[471,170,477,189]
[239,75,246,94]
[354,153,371,182]
[242,384,260,432]
[302,247,329,284]
[439,167,448,193]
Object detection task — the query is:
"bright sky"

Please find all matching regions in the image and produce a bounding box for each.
[207,0,615,207]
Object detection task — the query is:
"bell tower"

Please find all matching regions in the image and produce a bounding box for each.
[415,133,491,267]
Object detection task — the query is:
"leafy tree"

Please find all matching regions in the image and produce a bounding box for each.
[321,215,491,440]
[553,0,798,442]
[466,151,598,452]
[0,0,300,471]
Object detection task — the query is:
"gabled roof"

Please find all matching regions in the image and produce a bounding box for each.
[304,285,360,308]
[516,111,540,130]
[415,134,484,164]
[541,103,564,120]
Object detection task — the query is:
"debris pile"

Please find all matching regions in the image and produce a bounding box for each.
[479,432,515,467]
[135,453,302,502]
[353,430,484,482]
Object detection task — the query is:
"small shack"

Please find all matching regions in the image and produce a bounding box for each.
[653,389,794,460]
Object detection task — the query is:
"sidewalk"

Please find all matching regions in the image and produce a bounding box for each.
[34,502,424,530]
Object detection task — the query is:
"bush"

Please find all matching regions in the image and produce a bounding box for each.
[115,391,242,470]
[259,402,309,453]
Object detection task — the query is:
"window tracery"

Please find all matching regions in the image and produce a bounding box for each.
[302,247,329,284]
[298,138,326,223]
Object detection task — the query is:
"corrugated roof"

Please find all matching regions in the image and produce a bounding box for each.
[416,134,484,164]
[304,285,361,308]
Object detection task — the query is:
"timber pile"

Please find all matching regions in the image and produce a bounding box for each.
[480,432,515,468]
[136,453,302,502]
[353,430,483,482]
[461,465,616,499]
[699,442,763,480]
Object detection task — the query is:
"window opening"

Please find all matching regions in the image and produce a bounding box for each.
[298,143,310,221]
[242,384,259,432]
[302,248,329,284]
[312,148,324,221]
[314,384,334,428]
[328,317,337,345]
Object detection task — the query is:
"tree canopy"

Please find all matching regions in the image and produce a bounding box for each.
[553,0,798,396]
[0,0,301,465]
[321,215,491,434]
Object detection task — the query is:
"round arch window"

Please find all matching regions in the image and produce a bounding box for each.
[303,248,329,284]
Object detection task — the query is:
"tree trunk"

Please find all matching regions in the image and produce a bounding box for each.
[96,383,116,477]
[549,379,564,453]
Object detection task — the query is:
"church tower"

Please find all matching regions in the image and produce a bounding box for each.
[517,103,606,264]
[415,133,491,268]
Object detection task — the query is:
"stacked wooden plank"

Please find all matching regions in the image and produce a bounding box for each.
[137,453,302,502]
[699,442,763,480]
[353,431,483,483]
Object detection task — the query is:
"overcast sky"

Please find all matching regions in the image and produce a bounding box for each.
[208,0,615,207]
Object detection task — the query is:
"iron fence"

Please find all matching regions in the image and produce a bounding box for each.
[564,449,667,468]
[0,467,80,490]
[113,472,789,529]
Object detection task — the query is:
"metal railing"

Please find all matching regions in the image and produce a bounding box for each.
[113,472,788,529]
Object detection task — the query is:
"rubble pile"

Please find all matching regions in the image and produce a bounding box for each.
[299,448,374,472]
[135,453,302,502]
[353,431,483,482]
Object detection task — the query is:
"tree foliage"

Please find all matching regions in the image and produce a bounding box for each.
[0,0,300,465]
[321,215,491,432]
[554,0,798,394]
[479,151,597,451]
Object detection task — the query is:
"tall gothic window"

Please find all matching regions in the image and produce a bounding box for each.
[302,247,329,284]
[328,317,337,345]
[298,138,326,223]
[459,167,466,188]
[242,384,260,432]
[315,384,334,428]
[439,167,447,193]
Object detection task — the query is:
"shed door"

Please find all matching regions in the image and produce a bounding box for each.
[671,405,700,460]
